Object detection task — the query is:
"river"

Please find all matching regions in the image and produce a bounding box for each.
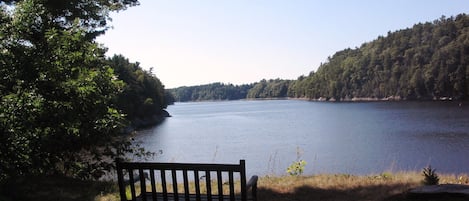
[135,100,469,176]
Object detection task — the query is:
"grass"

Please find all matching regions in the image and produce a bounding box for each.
[1,172,468,201]
[258,174,410,201]
[256,172,466,201]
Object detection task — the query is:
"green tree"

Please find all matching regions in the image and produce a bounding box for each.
[0,0,139,181]
[246,79,291,99]
[2,0,139,39]
[108,55,170,128]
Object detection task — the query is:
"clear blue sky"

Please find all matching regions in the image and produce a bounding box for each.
[96,0,469,88]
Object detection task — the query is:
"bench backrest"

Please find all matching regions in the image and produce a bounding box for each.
[116,160,249,201]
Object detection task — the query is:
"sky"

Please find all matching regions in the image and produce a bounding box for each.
[96,0,469,88]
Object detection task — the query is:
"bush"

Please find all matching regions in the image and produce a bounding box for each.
[286,160,307,176]
[422,166,439,185]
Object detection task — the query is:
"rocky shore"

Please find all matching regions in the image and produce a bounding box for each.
[124,110,171,132]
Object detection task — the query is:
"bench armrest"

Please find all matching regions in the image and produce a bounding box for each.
[246,175,258,190]
[246,175,258,201]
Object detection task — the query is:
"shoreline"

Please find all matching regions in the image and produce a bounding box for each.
[173,96,467,103]
[123,110,171,132]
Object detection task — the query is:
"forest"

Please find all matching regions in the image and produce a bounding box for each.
[289,14,469,101]
[168,79,291,102]
[170,14,469,102]
[0,0,171,183]
[169,82,252,102]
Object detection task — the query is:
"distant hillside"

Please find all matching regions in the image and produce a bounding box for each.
[289,14,469,101]
[170,14,469,102]
[168,79,291,102]
[168,83,252,102]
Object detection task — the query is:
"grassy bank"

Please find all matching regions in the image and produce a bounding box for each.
[257,172,467,201]
[2,172,468,201]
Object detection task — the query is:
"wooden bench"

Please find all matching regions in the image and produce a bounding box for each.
[116,160,258,201]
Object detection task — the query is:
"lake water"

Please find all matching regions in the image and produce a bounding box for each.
[135,100,469,176]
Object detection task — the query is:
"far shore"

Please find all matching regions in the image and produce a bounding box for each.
[175,96,468,103]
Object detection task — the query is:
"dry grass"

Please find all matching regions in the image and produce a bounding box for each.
[2,172,469,201]
[257,172,468,201]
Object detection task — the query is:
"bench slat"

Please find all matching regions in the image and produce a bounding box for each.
[217,170,223,201]
[139,169,147,201]
[150,169,157,201]
[239,161,247,201]
[205,171,212,201]
[229,172,235,201]
[161,169,168,201]
[129,169,137,201]
[194,171,201,201]
[117,161,127,201]
[171,170,178,201]
[183,170,190,201]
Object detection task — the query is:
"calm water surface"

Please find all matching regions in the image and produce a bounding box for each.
[135,100,469,176]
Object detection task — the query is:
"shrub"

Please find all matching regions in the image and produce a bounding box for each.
[286,160,307,176]
[422,166,439,185]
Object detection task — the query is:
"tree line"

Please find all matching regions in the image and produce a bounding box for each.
[168,79,291,102]
[0,0,171,183]
[289,14,469,101]
[170,14,469,102]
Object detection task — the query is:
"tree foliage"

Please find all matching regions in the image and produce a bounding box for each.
[169,83,253,102]
[0,0,149,182]
[289,14,469,101]
[108,55,171,128]
[2,0,139,39]
[168,79,292,102]
[246,79,291,99]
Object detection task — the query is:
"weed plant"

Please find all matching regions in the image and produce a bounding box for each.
[422,166,440,185]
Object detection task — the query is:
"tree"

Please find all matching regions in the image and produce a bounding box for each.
[246,79,291,99]
[1,0,139,39]
[108,55,170,128]
[0,0,140,181]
